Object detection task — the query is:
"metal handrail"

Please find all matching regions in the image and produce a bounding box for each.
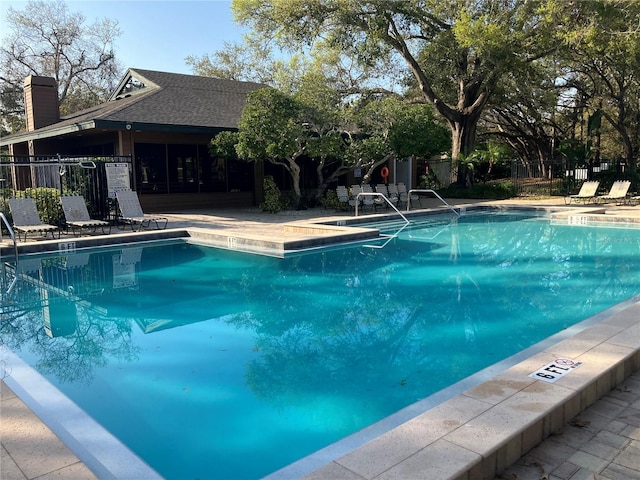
[406,189,460,216]
[0,212,18,260]
[0,212,19,293]
[355,192,411,249]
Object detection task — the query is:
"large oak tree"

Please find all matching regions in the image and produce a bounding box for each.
[231,0,558,183]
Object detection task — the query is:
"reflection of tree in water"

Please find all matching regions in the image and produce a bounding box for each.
[226,240,472,411]
[226,215,640,410]
[1,281,139,385]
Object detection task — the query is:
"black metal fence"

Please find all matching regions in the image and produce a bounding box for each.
[511,159,567,197]
[0,155,133,226]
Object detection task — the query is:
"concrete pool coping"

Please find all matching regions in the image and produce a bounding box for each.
[1,199,640,479]
[4,201,640,258]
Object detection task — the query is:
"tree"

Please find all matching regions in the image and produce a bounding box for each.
[186,35,314,95]
[0,0,121,132]
[187,40,281,85]
[231,0,558,184]
[345,97,450,185]
[234,87,309,207]
[481,60,565,176]
[551,0,640,179]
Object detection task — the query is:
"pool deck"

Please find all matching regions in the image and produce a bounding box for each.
[1,197,640,480]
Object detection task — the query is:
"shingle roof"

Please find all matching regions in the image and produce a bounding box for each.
[106,69,266,128]
[1,68,266,145]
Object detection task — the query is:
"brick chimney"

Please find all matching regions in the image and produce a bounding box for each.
[23,75,60,131]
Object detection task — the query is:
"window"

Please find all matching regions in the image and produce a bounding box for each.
[198,144,226,192]
[135,143,167,194]
[227,158,253,191]
[168,144,198,193]
[115,76,147,99]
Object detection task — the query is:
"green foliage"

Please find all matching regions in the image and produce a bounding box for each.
[439,181,515,200]
[210,131,240,160]
[260,176,282,213]
[237,88,304,162]
[468,142,512,181]
[321,189,340,210]
[0,198,9,224]
[418,171,441,190]
[231,0,559,163]
[388,103,450,158]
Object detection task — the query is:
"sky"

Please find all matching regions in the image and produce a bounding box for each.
[0,0,247,76]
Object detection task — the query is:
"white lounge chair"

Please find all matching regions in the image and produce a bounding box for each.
[360,184,377,211]
[397,183,419,208]
[8,197,59,241]
[596,180,631,205]
[60,195,111,235]
[335,186,350,211]
[116,189,168,230]
[349,185,363,211]
[564,180,600,204]
[387,184,400,206]
[374,184,390,209]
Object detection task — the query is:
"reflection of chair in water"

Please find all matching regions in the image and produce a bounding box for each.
[61,195,111,235]
[116,190,168,230]
[16,257,43,277]
[43,294,78,338]
[62,252,91,270]
[113,247,143,289]
[59,252,105,296]
[8,197,59,241]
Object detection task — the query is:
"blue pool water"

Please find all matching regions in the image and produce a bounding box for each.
[2,211,640,479]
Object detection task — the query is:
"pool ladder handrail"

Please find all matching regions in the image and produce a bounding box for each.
[0,212,19,293]
[406,189,460,216]
[355,192,411,249]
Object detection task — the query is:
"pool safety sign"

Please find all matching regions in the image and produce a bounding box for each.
[529,358,583,383]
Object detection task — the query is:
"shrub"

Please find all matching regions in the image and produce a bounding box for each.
[439,181,516,199]
[321,190,340,210]
[260,176,282,213]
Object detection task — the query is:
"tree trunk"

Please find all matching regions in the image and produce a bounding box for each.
[450,116,479,185]
[287,158,302,207]
[362,154,393,185]
[315,159,326,200]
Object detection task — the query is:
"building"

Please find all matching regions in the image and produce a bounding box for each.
[0,69,267,211]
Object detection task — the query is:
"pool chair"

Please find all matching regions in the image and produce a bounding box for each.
[335,186,350,211]
[398,183,419,208]
[60,195,111,235]
[116,189,168,230]
[360,184,377,211]
[596,180,631,205]
[8,197,60,241]
[374,184,390,209]
[564,180,600,204]
[387,183,400,206]
[349,185,363,211]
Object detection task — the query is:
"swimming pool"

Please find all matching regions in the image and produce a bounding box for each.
[2,210,640,479]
